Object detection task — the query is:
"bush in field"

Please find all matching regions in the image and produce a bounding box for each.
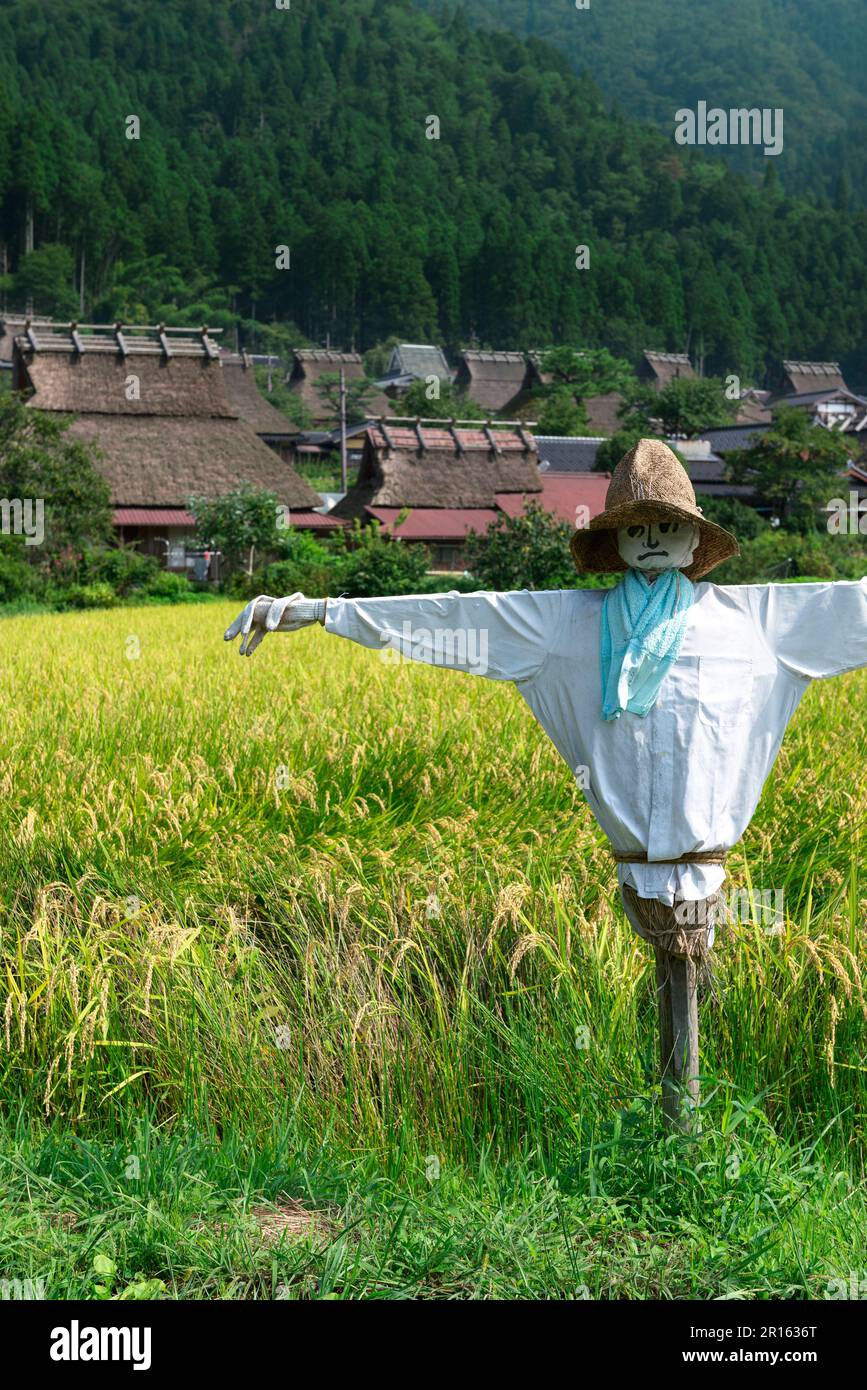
[53,581,119,610]
[254,529,338,599]
[330,520,431,597]
[465,502,579,591]
[79,546,162,597]
[140,570,197,601]
[0,538,44,603]
[713,527,867,583]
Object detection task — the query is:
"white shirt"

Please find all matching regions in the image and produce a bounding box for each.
[325,580,867,903]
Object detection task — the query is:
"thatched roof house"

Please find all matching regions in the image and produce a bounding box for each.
[13,321,331,568]
[287,348,390,423]
[454,350,533,414]
[221,351,300,459]
[377,343,452,395]
[638,351,695,389]
[779,360,848,396]
[332,420,542,568]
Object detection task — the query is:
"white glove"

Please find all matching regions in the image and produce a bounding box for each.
[224,593,326,656]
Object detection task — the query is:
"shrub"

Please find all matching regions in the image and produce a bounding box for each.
[80,546,162,597]
[333,521,431,597]
[713,529,867,584]
[464,503,578,591]
[55,582,119,610]
[0,541,43,603]
[141,570,195,600]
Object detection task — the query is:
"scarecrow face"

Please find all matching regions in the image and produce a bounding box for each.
[617,518,699,573]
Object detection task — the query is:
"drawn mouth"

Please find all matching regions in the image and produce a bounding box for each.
[638,550,668,561]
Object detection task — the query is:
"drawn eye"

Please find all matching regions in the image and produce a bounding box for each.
[627,526,642,538]
[659,521,671,534]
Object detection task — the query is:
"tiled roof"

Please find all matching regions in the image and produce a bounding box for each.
[770,388,867,408]
[389,343,451,380]
[694,424,770,454]
[534,436,605,471]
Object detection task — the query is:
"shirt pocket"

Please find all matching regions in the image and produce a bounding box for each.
[698,656,753,731]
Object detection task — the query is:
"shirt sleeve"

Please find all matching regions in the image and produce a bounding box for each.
[324,589,566,682]
[748,578,867,679]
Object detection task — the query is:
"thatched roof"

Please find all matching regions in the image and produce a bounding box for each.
[287,348,390,422]
[640,351,695,388]
[454,350,531,413]
[332,423,541,520]
[781,360,847,395]
[64,415,320,509]
[584,391,624,435]
[0,313,56,364]
[15,324,321,510]
[221,353,299,437]
[20,351,232,417]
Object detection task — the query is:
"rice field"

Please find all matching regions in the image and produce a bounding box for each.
[0,602,865,1299]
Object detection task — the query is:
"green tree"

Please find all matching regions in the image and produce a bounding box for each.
[727,409,852,531]
[189,485,283,576]
[316,372,377,426]
[399,378,484,421]
[464,502,577,590]
[620,376,737,437]
[535,388,589,436]
[13,245,79,318]
[0,396,112,568]
[332,520,431,597]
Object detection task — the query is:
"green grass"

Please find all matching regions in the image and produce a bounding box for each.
[0,603,865,1298]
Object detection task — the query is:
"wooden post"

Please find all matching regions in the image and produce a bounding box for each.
[654,946,700,1132]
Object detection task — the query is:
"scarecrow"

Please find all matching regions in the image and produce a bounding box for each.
[225,439,867,1127]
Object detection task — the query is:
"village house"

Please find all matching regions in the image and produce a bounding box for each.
[375,343,453,399]
[286,348,390,425]
[220,351,300,462]
[330,419,608,569]
[331,420,541,568]
[12,321,335,571]
[638,350,695,390]
[453,350,535,415]
[770,360,867,432]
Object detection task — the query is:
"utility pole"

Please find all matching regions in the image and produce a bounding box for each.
[339,366,348,492]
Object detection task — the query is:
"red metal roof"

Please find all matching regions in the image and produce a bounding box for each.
[290,510,346,529]
[113,507,343,530]
[114,508,195,527]
[366,506,500,541]
[495,471,610,525]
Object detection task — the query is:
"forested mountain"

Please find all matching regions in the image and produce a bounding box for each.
[1,0,866,387]
[419,0,867,203]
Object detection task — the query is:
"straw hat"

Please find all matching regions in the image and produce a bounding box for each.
[570,438,739,581]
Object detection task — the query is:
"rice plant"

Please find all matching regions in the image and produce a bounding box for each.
[0,604,864,1298]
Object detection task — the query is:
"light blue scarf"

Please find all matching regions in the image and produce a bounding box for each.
[600,568,695,721]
